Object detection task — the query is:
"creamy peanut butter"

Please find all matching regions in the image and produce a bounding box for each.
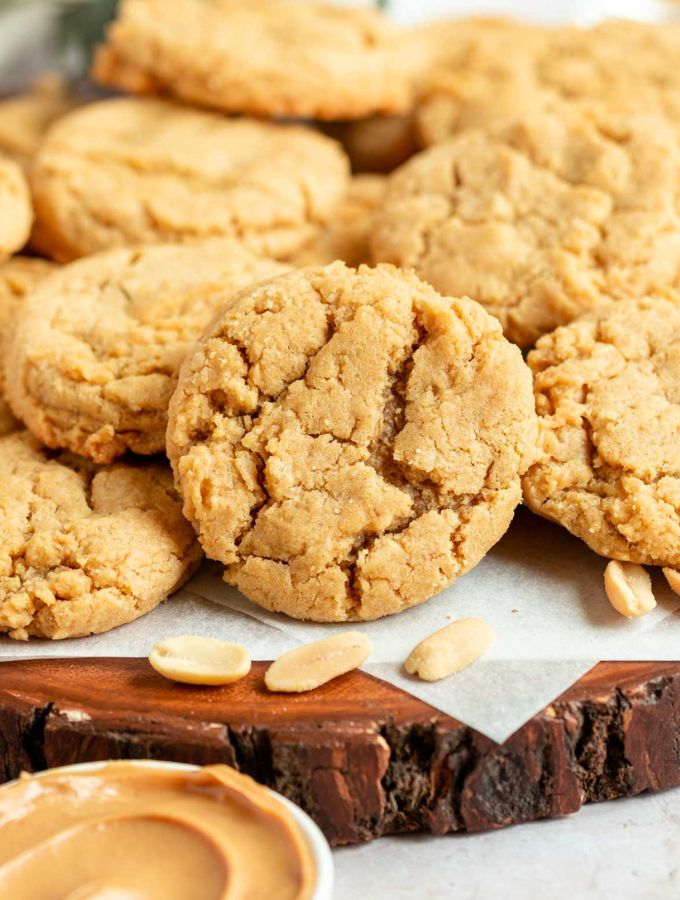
[0,763,316,900]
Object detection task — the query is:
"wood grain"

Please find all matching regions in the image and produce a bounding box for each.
[0,659,679,845]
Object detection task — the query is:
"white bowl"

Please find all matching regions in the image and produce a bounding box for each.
[0,759,334,900]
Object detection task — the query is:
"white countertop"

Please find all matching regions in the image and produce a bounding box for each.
[334,786,680,899]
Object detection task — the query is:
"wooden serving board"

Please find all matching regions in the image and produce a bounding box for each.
[0,659,679,846]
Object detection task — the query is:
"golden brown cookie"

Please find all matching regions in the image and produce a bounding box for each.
[0,430,201,640]
[0,256,56,393]
[5,242,286,463]
[0,158,32,257]
[0,74,75,169]
[93,0,413,120]
[30,97,349,263]
[167,262,537,622]
[416,20,680,147]
[523,295,680,566]
[289,175,384,268]
[371,107,680,347]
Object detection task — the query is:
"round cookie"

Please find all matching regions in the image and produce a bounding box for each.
[92,0,413,121]
[6,242,287,463]
[0,430,202,640]
[289,175,385,268]
[30,97,349,263]
[167,262,538,622]
[416,20,680,148]
[371,107,680,348]
[0,158,32,257]
[523,295,680,566]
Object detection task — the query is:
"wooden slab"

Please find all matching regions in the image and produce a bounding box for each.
[0,659,679,846]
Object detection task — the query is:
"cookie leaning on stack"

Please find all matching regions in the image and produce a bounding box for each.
[167,262,538,622]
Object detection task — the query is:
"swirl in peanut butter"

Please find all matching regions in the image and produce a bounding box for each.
[0,763,316,900]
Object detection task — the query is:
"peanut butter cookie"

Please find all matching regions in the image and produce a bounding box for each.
[92,0,413,120]
[0,158,32,257]
[30,97,349,263]
[5,242,286,463]
[416,20,680,147]
[167,262,537,622]
[523,295,680,566]
[372,107,680,347]
[290,175,384,268]
[0,430,201,640]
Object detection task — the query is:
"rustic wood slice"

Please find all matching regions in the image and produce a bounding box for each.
[0,659,679,846]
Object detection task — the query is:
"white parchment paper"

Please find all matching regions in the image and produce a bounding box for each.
[2,508,678,743]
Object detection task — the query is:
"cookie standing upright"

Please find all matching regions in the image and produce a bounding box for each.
[523,296,680,567]
[93,0,414,120]
[0,431,202,640]
[372,107,680,347]
[30,97,350,262]
[0,158,32,257]
[167,262,538,623]
[5,242,286,463]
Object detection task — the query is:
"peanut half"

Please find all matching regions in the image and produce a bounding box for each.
[604,561,656,619]
[663,567,680,597]
[265,632,372,693]
[404,617,494,682]
[149,635,251,685]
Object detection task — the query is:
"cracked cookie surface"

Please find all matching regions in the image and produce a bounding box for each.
[0,431,201,640]
[167,262,537,622]
[0,158,32,258]
[92,0,413,121]
[5,242,286,463]
[30,97,349,262]
[523,295,680,566]
[371,107,680,347]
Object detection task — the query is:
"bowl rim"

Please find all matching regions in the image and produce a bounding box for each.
[0,758,334,900]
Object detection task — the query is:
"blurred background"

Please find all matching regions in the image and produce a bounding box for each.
[1,0,679,91]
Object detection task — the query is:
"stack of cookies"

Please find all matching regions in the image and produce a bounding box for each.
[1,0,679,641]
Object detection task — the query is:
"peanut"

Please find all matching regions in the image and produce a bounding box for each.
[265,632,371,693]
[604,561,656,619]
[404,617,494,682]
[148,635,251,685]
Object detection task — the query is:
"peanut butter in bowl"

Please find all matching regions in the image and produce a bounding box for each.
[0,761,329,900]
